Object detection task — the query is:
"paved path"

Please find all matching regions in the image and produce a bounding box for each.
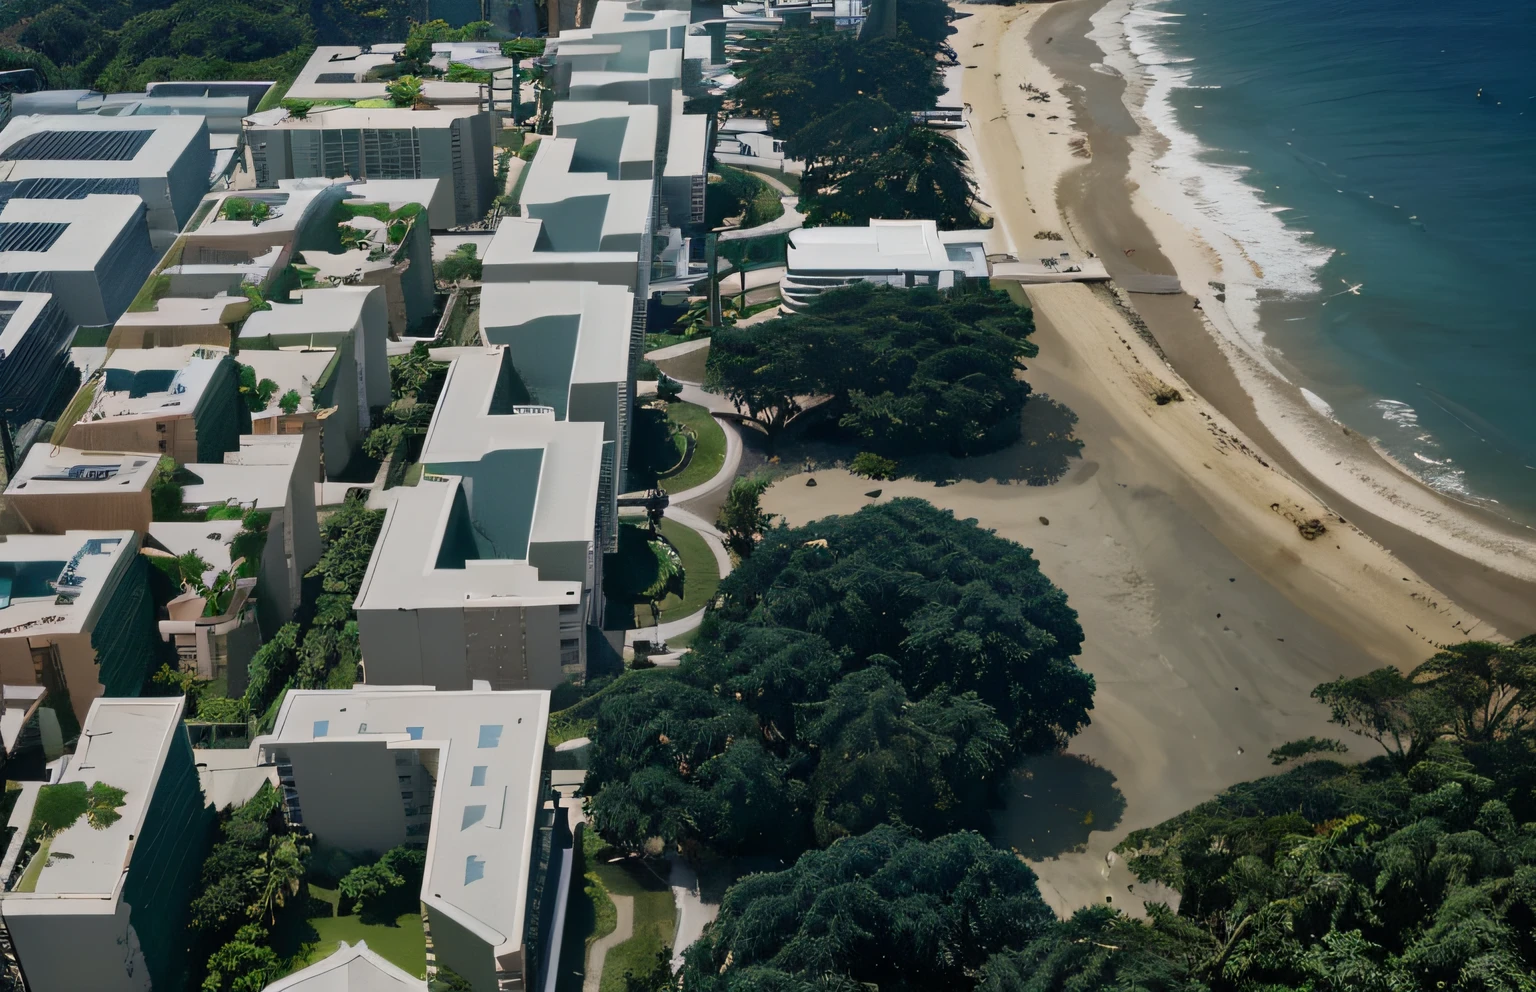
[624,505,734,647]
[645,337,711,361]
[669,860,716,972]
[584,893,634,992]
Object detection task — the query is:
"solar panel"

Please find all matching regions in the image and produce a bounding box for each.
[0,222,68,253]
[3,128,154,162]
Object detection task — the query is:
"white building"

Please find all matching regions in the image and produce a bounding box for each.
[0,114,213,248]
[244,104,496,228]
[287,45,493,108]
[259,941,424,992]
[780,218,994,312]
[254,685,570,992]
[0,696,213,992]
[354,349,606,691]
[0,194,155,327]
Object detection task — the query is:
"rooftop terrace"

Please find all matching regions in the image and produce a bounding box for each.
[0,531,138,637]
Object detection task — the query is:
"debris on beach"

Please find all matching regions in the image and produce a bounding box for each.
[1039,516,1050,526]
[864,490,882,499]
[805,477,817,487]
[1298,519,1328,540]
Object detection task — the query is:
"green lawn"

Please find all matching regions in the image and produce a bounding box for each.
[284,885,427,979]
[591,848,676,992]
[658,402,725,494]
[636,519,721,627]
[554,827,619,992]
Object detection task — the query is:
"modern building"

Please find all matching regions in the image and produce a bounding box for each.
[780,219,994,312]
[245,104,496,227]
[254,684,570,992]
[482,136,655,327]
[550,101,660,181]
[479,280,634,524]
[355,349,606,690]
[4,446,159,534]
[295,178,439,336]
[238,286,392,477]
[0,530,159,732]
[60,346,248,465]
[0,696,214,992]
[662,101,709,231]
[179,433,323,633]
[0,193,155,327]
[0,290,76,423]
[259,941,424,992]
[0,683,50,780]
[0,114,213,248]
[148,518,261,693]
[286,45,493,108]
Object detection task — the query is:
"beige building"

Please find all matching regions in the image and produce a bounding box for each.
[147,518,261,692]
[0,531,159,731]
[4,447,158,535]
[60,346,248,466]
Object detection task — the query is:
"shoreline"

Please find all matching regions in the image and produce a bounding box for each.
[1013,0,1536,635]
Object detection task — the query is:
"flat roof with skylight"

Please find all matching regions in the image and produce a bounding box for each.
[0,114,208,178]
[0,530,138,637]
[0,195,145,274]
[5,447,158,498]
[257,684,550,974]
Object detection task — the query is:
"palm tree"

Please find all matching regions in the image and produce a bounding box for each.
[249,834,311,924]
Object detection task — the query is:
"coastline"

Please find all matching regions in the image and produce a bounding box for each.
[1010,0,1536,634]
[891,0,1536,915]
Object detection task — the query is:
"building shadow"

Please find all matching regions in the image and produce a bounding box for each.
[990,752,1127,861]
[900,394,1085,486]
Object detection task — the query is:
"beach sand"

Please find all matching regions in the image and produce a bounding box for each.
[757,0,1535,916]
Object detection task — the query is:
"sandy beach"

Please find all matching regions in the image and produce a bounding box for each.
[758,0,1535,916]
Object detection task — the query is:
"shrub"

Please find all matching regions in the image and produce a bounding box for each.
[850,451,898,480]
[221,197,270,223]
[278,389,301,415]
[198,696,249,724]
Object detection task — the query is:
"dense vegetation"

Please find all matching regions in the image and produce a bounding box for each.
[652,637,1536,992]
[730,0,975,227]
[585,498,1089,858]
[705,283,1038,455]
[0,0,454,92]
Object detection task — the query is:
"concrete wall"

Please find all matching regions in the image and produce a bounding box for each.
[10,489,151,536]
[357,603,572,691]
[5,901,150,992]
[66,413,198,465]
[284,739,407,857]
[425,900,499,992]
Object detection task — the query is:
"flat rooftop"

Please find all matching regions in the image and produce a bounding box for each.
[552,102,659,180]
[663,110,709,178]
[87,344,225,423]
[0,290,61,361]
[181,435,305,512]
[239,286,376,345]
[237,348,337,420]
[184,178,344,240]
[787,219,994,275]
[0,696,185,906]
[0,114,207,178]
[287,46,488,105]
[519,139,653,247]
[245,104,484,131]
[478,282,632,415]
[0,530,138,638]
[0,194,145,273]
[5,446,157,498]
[260,685,549,964]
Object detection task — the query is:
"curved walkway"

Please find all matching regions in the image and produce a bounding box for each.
[583,893,634,992]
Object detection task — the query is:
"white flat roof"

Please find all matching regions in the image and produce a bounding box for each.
[288,46,488,105]
[663,111,709,178]
[1,696,186,906]
[261,685,549,963]
[240,286,376,344]
[181,435,305,511]
[787,219,993,276]
[248,104,483,131]
[478,281,632,390]
[148,519,241,584]
[0,113,206,177]
[520,138,653,242]
[552,101,659,176]
[5,446,157,498]
[89,344,225,423]
[0,291,55,358]
[186,179,344,239]
[237,348,336,418]
[0,194,144,273]
[0,530,138,638]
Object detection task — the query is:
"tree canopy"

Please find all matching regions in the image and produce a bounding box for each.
[585,499,1089,857]
[706,283,1038,455]
[966,636,1536,992]
[679,826,1056,992]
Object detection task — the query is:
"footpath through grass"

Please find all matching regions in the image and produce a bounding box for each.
[644,519,720,627]
[591,841,676,992]
[659,401,725,494]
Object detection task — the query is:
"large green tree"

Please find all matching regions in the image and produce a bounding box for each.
[585,499,1089,858]
[706,283,1038,455]
[679,826,1055,992]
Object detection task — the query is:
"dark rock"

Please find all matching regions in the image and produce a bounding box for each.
[806,477,817,487]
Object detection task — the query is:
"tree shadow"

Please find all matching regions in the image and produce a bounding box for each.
[990,752,1127,861]
[901,394,1085,486]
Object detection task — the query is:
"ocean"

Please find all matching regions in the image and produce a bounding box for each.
[1099,0,1536,522]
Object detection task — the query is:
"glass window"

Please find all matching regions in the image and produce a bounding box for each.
[407,726,423,740]
[465,855,486,884]
[313,720,329,737]
[470,765,488,787]
[477,725,503,748]
[462,805,486,829]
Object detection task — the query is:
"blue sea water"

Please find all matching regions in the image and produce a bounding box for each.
[1120,0,1536,520]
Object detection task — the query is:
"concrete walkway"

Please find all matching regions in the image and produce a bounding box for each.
[584,893,634,992]
[669,860,715,972]
[624,504,734,647]
[645,337,711,361]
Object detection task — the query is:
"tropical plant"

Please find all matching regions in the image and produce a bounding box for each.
[277,389,301,415]
[434,242,482,284]
[248,832,310,924]
[715,476,775,559]
[850,451,898,480]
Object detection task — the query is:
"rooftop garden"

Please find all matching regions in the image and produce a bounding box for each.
[11,780,128,893]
